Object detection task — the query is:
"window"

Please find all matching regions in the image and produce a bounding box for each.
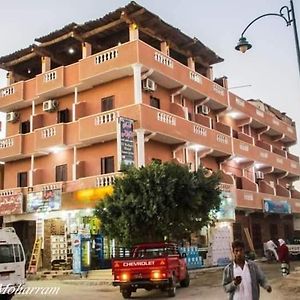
[188,112,192,121]
[56,164,67,182]
[13,244,24,262]
[17,172,27,187]
[20,120,30,134]
[0,245,14,263]
[101,156,114,174]
[101,96,114,112]
[58,109,69,123]
[150,96,160,109]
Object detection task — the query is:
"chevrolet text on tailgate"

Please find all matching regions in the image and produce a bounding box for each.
[112,242,189,298]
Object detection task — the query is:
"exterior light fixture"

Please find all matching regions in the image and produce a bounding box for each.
[235,37,252,53]
[235,0,300,76]
[68,47,75,54]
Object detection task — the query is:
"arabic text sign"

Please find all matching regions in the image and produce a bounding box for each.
[120,117,134,166]
[0,193,23,216]
[27,189,61,213]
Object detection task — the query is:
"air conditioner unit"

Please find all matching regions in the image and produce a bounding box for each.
[6,112,19,123]
[142,78,156,92]
[43,99,58,112]
[201,105,210,115]
[255,171,264,180]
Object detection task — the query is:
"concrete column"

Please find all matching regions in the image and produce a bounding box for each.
[132,64,142,104]
[195,150,198,171]
[29,155,34,186]
[6,72,15,85]
[129,23,139,41]
[187,57,195,71]
[82,42,92,59]
[72,87,78,122]
[207,66,213,80]
[72,146,77,181]
[41,56,51,73]
[30,100,35,133]
[160,41,170,56]
[136,129,145,167]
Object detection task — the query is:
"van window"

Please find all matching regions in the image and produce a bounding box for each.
[0,245,14,263]
[13,244,24,262]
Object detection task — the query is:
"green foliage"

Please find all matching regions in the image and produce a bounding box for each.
[95,161,222,246]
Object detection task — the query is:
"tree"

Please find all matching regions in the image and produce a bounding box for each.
[95,161,222,246]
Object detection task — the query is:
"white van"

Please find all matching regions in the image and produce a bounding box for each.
[0,227,26,299]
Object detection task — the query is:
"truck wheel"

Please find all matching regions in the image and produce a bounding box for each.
[168,276,176,297]
[121,289,132,299]
[180,272,190,288]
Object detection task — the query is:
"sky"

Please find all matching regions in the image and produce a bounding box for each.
[0,0,299,183]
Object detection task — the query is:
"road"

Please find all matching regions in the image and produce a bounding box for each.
[12,261,300,300]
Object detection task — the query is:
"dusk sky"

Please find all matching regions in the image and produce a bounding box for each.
[0,0,299,184]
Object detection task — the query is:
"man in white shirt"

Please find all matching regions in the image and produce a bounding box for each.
[223,240,272,300]
[266,239,279,261]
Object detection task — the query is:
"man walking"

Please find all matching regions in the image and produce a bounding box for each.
[222,240,272,300]
[266,239,279,261]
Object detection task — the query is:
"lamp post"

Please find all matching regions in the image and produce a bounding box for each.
[235,0,300,76]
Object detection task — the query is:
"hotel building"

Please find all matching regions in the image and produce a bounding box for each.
[0,2,299,268]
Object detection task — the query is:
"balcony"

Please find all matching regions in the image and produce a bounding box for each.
[138,41,228,109]
[78,111,118,143]
[194,114,211,128]
[258,180,275,195]
[34,123,66,152]
[139,104,232,155]
[233,138,300,175]
[228,92,296,143]
[0,81,24,111]
[0,135,23,162]
[79,41,139,84]
[36,67,65,96]
[235,176,257,192]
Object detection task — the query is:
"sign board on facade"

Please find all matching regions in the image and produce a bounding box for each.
[27,189,61,213]
[117,116,134,167]
[263,199,292,214]
[0,193,23,216]
[216,191,236,221]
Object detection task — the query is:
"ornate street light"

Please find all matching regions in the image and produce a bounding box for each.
[235,0,300,76]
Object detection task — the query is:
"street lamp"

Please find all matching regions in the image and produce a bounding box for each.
[235,0,300,76]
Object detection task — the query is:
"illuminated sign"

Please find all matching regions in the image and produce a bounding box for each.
[27,189,61,213]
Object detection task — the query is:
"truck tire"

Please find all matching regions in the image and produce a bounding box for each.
[180,272,190,288]
[168,276,176,297]
[121,289,132,299]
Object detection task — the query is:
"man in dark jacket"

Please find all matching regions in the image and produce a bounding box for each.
[222,240,272,300]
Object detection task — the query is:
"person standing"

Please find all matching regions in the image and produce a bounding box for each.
[278,238,290,276]
[222,240,272,300]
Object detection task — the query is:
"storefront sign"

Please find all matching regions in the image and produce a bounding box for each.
[263,199,292,214]
[118,116,134,166]
[27,189,61,213]
[0,193,23,216]
[216,191,236,221]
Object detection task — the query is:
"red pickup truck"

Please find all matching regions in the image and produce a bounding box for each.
[112,242,190,298]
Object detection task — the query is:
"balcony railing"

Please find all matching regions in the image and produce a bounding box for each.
[34,123,66,152]
[138,40,228,108]
[229,92,296,141]
[36,66,64,95]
